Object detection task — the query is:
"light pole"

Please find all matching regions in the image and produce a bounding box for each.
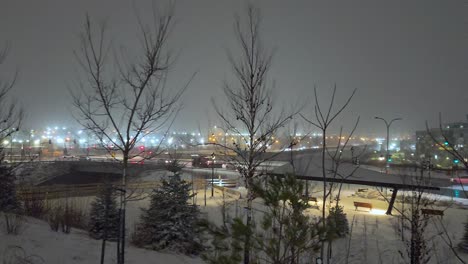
[9,134,13,162]
[375,116,402,174]
[211,152,215,197]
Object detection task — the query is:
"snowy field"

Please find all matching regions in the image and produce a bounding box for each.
[200,187,468,263]
[2,182,468,263]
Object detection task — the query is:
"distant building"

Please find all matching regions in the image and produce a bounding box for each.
[399,138,416,153]
[416,115,468,165]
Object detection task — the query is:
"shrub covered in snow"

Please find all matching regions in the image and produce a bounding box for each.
[0,165,23,235]
[132,176,202,255]
[326,205,349,239]
[0,166,20,213]
[88,184,119,241]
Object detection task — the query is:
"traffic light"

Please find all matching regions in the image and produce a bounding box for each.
[444,141,449,146]
[454,159,460,164]
[387,154,392,163]
[48,139,52,144]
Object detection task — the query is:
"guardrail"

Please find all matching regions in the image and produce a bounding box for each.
[205,179,238,188]
[17,181,162,200]
[17,178,239,201]
[213,185,242,199]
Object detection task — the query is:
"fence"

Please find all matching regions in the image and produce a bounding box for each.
[17,181,162,200]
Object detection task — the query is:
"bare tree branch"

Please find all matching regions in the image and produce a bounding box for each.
[0,43,23,162]
[211,5,299,263]
[71,4,189,263]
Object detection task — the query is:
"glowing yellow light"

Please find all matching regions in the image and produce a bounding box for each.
[370,209,386,215]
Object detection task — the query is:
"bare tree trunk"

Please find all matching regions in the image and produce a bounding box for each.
[72,5,186,264]
[118,156,128,264]
[244,195,252,264]
[211,5,297,264]
[320,132,327,260]
[100,236,106,264]
[301,86,356,263]
[101,190,109,264]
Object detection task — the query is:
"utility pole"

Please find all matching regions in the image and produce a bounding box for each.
[375,117,402,174]
[211,152,215,197]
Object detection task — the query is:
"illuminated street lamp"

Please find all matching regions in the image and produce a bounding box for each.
[211,152,215,197]
[375,116,402,174]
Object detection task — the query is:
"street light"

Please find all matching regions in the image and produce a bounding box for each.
[211,152,215,197]
[375,116,402,174]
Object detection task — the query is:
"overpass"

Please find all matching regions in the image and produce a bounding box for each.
[20,160,166,186]
[271,151,453,215]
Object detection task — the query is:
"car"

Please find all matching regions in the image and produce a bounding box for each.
[79,156,91,161]
[450,175,468,184]
[129,156,145,165]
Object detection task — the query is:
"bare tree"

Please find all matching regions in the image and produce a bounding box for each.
[212,5,297,264]
[71,4,188,263]
[0,43,24,238]
[431,216,467,263]
[394,170,436,264]
[425,114,468,261]
[300,86,356,262]
[0,43,23,159]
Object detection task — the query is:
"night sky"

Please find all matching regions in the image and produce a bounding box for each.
[1,0,467,135]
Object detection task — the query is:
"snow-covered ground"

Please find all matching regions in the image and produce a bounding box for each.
[0,216,204,264]
[2,181,468,263]
[197,186,468,263]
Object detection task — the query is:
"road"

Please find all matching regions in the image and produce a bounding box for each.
[272,151,453,189]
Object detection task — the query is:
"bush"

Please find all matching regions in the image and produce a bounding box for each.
[88,184,119,241]
[326,206,349,239]
[23,197,49,219]
[0,166,19,213]
[2,212,24,235]
[460,217,468,253]
[47,201,87,233]
[2,245,44,264]
[132,176,202,255]
[67,204,88,230]
[47,205,62,232]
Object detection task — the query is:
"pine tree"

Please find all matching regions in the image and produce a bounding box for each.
[253,174,323,263]
[202,174,323,263]
[326,206,349,239]
[132,176,202,255]
[460,217,468,252]
[0,165,19,213]
[88,184,120,241]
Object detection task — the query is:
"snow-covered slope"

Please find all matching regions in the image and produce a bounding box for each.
[1,217,204,264]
